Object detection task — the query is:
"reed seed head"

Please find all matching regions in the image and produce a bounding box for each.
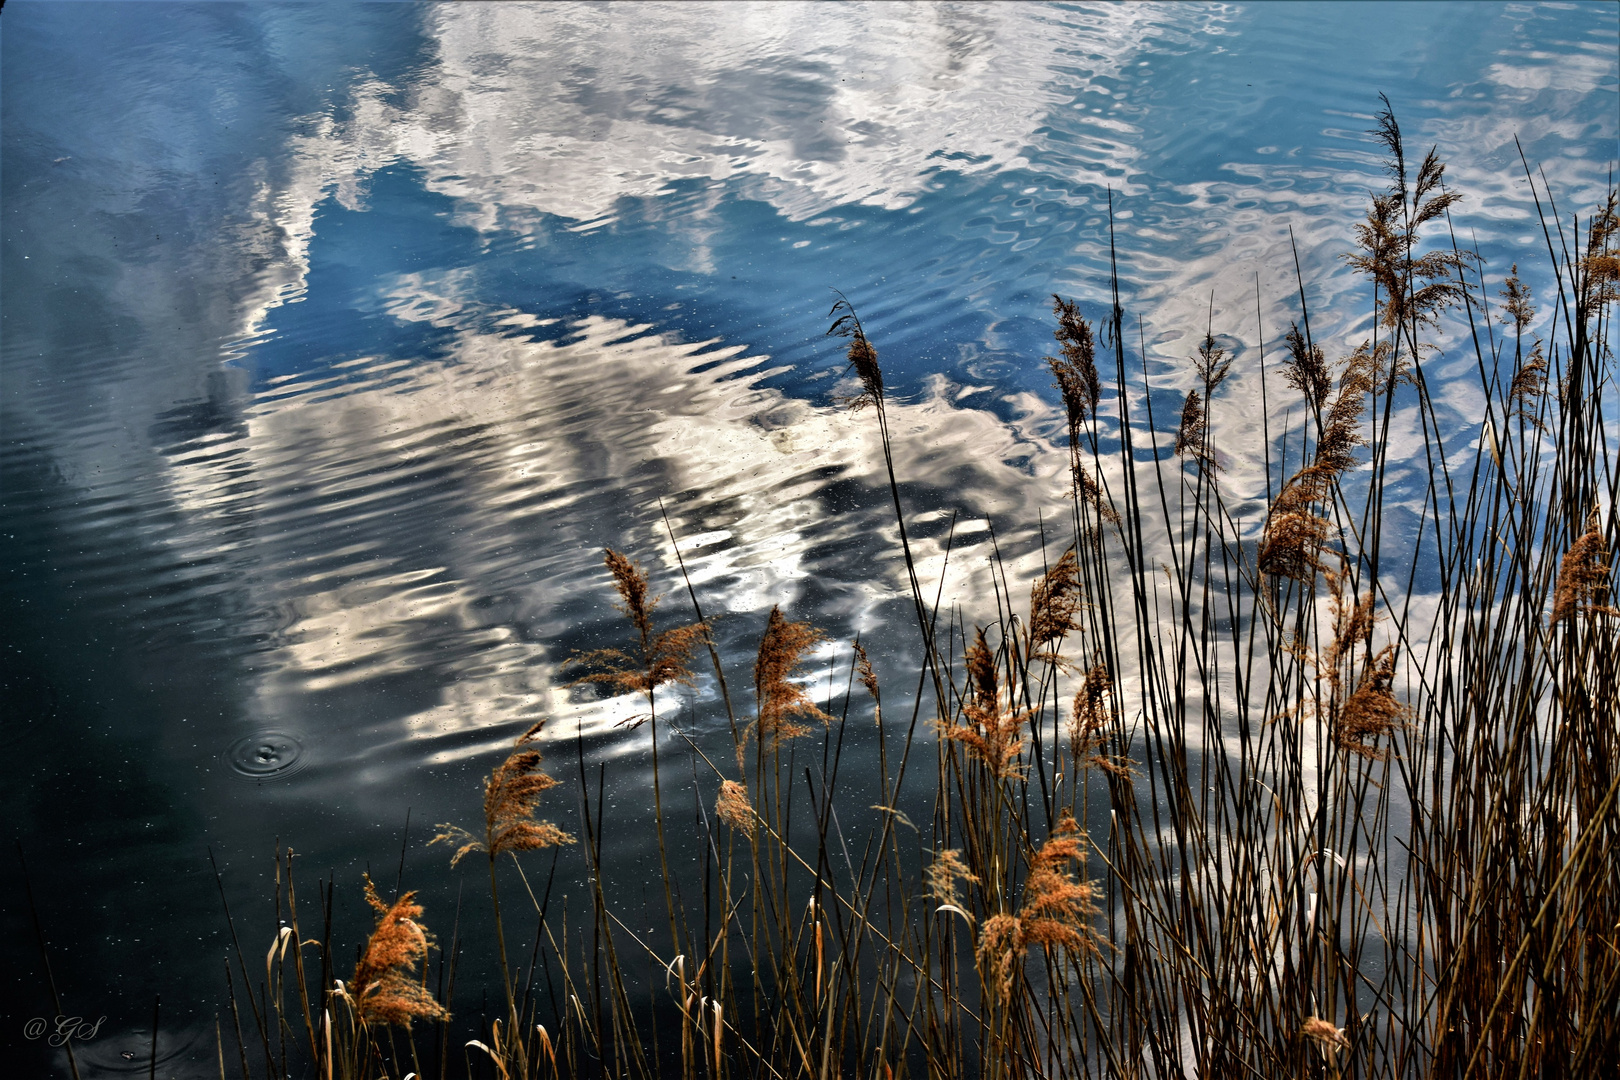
[1047,295,1101,432]
[975,812,1099,1000]
[483,721,574,857]
[1551,507,1616,625]
[925,848,979,908]
[1173,389,1215,471]
[1028,547,1083,659]
[1336,645,1412,760]
[1070,659,1112,765]
[828,295,884,411]
[716,779,753,830]
[1501,265,1536,333]
[350,874,447,1027]
[1302,1015,1349,1050]
[570,548,706,728]
[435,721,574,866]
[854,640,881,709]
[750,606,831,751]
[944,628,1031,778]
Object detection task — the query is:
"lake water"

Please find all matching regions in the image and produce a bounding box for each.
[3,2,1616,1075]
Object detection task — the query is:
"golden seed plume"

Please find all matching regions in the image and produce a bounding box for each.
[1551,507,1616,625]
[350,874,447,1027]
[1027,547,1083,664]
[942,628,1031,779]
[1069,659,1119,775]
[828,295,884,411]
[1336,645,1412,760]
[1259,344,1376,582]
[1301,1015,1349,1050]
[716,779,753,830]
[1345,100,1476,333]
[1501,264,1535,333]
[1047,296,1120,525]
[1047,295,1101,430]
[925,848,979,909]
[1281,324,1331,413]
[1507,341,1548,430]
[749,606,831,754]
[974,812,1100,999]
[1173,389,1214,471]
[1579,190,1619,313]
[570,549,707,729]
[854,640,881,711]
[433,721,574,867]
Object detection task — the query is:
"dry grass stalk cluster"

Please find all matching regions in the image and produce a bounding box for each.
[213,100,1617,1080]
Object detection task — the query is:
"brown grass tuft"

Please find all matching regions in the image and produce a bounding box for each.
[925,848,979,908]
[1281,323,1331,413]
[571,549,706,728]
[1508,341,1548,429]
[1301,1015,1349,1051]
[1027,547,1083,663]
[1173,389,1215,472]
[716,779,754,830]
[828,295,884,411]
[1346,100,1474,334]
[1047,296,1120,525]
[434,721,574,866]
[1260,345,1375,581]
[943,628,1031,779]
[351,874,448,1027]
[1047,295,1101,429]
[1069,659,1115,774]
[1336,645,1412,760]
[1501,264,1535,333]
[975,813,1100,999]
[1551,508,1616,624]
[750,606,831,753]
[1579,190,1620,315]
[854,640,881,710]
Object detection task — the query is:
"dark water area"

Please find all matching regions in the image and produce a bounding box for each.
[3,2,1615,1074]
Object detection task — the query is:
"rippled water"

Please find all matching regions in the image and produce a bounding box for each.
[4,2,1615,1073]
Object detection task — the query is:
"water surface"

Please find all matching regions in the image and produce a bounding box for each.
[3,2,1615,1073]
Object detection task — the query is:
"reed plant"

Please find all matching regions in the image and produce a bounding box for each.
[216,101,1617,1079]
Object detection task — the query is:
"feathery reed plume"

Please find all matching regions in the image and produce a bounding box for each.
[1260,345,1374,580]
[1048,295,1101,422]
[1048,296,1121,525]
[1346,97,1474,334]
[1069,659,1111,759]
[350,874,447,1027]
[1175,330,1232,473]
[1501,264,1535,333]
[1193,329,1234,390]
[1301,1016,1349,1051]
[433,721,574,867]
[1336,645,1411,760]
[716,779,754,830]
[828,293,883,411]
[1173,389,1214,471]
[571,549,707,728]
[925,849,979,909]
[1578,189,1620,316]
[854,640,881,711]
[975,813,1100,999]
[750,606,831,754]
[943,628,1030,778]
[1508,341,1548,430]
[1027,547,1083,665]
[1281,323,1331,413]
[1550,507,1616,624]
